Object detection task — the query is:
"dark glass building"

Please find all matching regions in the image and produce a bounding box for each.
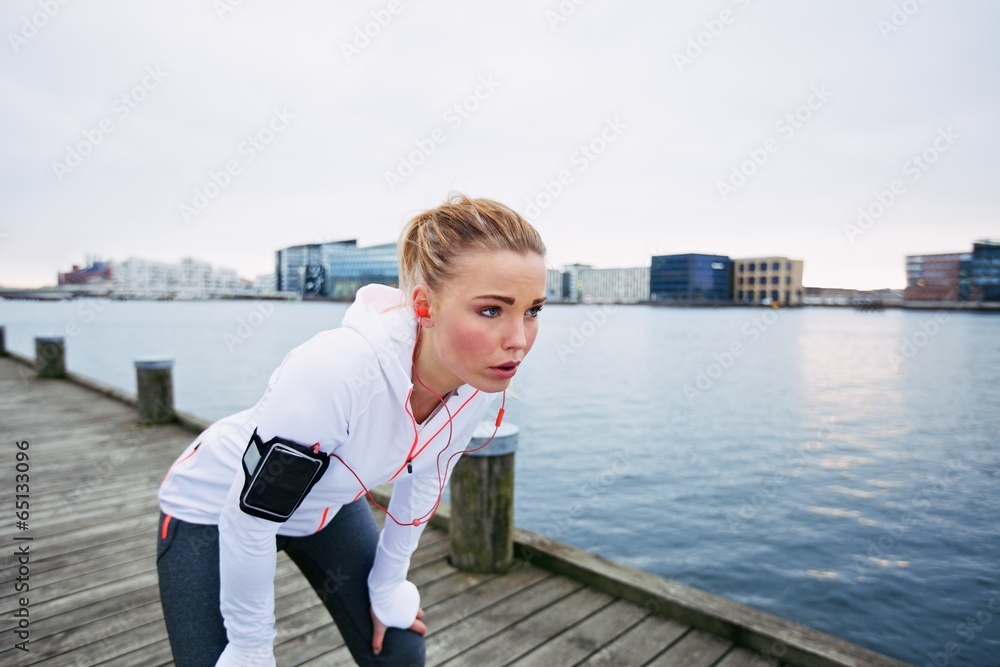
[650,254,732,302]
[971,240,1000,302]
[276,240,399,298]
[324,242,398,299]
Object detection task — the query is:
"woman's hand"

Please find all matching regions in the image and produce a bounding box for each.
[370,606,426,655]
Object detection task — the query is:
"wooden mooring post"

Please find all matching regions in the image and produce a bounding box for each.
[135,357,175,425]
[35,335,65,378]
[449,421,519,573]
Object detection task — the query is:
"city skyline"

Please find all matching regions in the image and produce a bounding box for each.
[2,2,998,290]
[41,237,993,293]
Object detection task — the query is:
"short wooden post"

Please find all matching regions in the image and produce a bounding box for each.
[0,326,7,356]
[135,358,175,425]
[35,336,65,378]
[449,422,519,573]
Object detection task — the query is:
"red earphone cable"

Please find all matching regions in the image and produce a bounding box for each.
[327,316,507,527]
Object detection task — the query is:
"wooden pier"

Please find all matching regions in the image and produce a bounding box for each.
[0,349,910,666]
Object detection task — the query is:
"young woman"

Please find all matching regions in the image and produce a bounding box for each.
[156,194,547,666]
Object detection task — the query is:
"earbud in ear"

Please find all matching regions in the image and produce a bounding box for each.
[415,305,429,318]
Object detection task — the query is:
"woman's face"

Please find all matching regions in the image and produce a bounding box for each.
[422,249,547,394]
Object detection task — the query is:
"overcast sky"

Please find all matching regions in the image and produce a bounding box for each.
[2,1,997,290]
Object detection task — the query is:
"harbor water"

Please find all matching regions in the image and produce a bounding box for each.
[1,299,998,666]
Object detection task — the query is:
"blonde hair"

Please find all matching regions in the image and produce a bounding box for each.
[397,193,546,297]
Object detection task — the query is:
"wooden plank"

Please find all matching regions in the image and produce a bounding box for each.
[420,562,545,631]
[296,574,577,666]
[29,617,170,666]
[10,601,165,664]
[508,597,650,667]
[575,614,690,667]
[17,527,155,571]
[0,534,151,584]
[717,646,782,667]
[647,629,733,667]
[512,530,911,667]
[439,586,614,667]
[1,584,159,645]
[5,488,160,529]
[290,568,551,665]
[7,556,314,663]
[90,637,173,666]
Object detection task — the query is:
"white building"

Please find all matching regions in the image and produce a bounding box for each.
[545,269,563,302]
[552,264,650,303]
[578,266,650,303]
[113,257,250,299]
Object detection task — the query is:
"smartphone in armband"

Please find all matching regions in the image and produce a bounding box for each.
[239,428,329,522]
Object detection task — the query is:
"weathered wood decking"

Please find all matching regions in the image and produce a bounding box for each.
[0,354,910,666]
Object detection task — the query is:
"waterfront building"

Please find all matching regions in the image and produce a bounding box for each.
[650,254,732,303]
[576,266,650,303]
[904,240,1000,303]
[276,241,350,296]
[545,269,563,302]
[970,240,1000,301]
[58,257,113,286]
[732,257,804,305]
[275,240,398,299]
[560,264,590,303]
[904,252,970,301]
[254,273,277,295]
[324,242,398,299]
[113,257,248,298]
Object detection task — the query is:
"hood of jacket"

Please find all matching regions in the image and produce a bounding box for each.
[340,284,417,407]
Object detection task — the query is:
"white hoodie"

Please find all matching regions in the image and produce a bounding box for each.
[157,284,500,663]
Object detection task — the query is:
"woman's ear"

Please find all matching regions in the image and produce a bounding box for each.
[411,286,433,327]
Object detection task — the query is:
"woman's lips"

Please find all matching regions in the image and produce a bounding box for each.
[489,362,519,379]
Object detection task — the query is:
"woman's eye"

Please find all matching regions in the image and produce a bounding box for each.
[528,305,543,317]
[481,306,501,318]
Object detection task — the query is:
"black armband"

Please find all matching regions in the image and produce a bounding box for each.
[239,428,329,522]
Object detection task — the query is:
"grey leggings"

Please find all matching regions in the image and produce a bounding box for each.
[156,499,425,666]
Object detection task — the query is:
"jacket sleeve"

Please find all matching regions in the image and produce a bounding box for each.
[218,479,281,665]
[216,331,358,663]
[366,470,428,628]
[367,393,498,628]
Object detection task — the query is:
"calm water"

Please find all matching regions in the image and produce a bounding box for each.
[2,299,998,666]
